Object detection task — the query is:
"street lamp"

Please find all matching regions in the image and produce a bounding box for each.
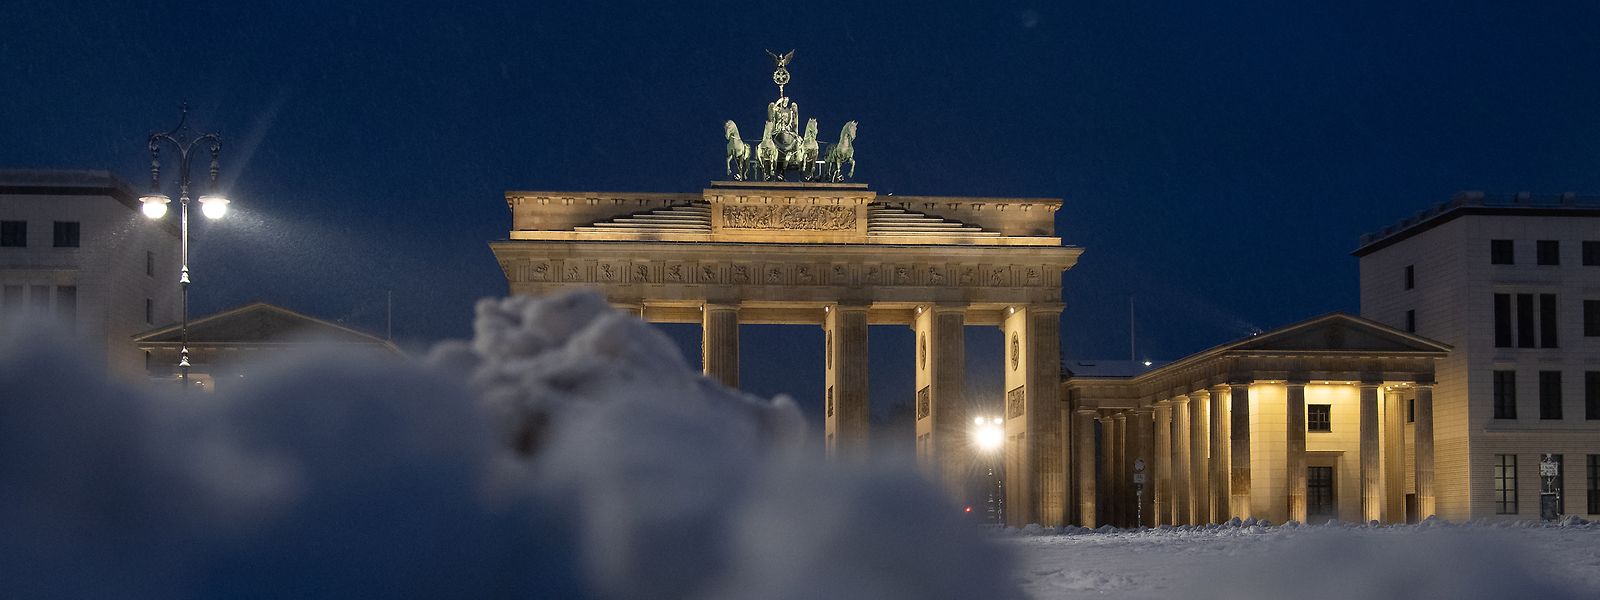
[972,415,1005,525]
[140,104,228,390]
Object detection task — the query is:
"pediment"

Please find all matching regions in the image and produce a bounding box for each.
[135,302,389,346]
[1227,313,1449,355]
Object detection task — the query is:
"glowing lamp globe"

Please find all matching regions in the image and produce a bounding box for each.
[198,194,230,219]
[140,193,170,219]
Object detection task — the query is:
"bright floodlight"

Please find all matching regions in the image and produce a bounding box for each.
[140,193,170,219]
[198,194,229,219]
[974,416,986,425]
[992,417,1004,425]
[975,423,1003,452]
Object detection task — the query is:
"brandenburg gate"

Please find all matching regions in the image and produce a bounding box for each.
[488,52,1081,526]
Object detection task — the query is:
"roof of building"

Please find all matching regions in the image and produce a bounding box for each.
[133,301,399,352]
[1064,312,1451,385]
[1352,191,1600,257]
[0,169,180,236]
[1063,359,1168,378]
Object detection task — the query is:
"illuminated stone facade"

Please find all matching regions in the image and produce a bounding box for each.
[490,180,1081,526]
[1064,314,1450,527]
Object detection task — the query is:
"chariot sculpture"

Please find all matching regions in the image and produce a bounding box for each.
[722,50,860,182]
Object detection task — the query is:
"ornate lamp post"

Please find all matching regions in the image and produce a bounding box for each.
[139,104,229,390]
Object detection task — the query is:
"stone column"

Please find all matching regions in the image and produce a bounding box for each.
[1075,409,1097,527]
[1189,390,1211,524]
[1002,304,1066,527]
[1229,382,1253,519]
[1098,415,1115,527]
[1131,408,1155,527]
[1414,383,1436,519]
[1359,383,1381,523]
[1120,412,1132,524]
[823,303,870,458]
[702,304,740,388]
[1171,395,1192,524]
[1153,401,1171,526]
[1383,389,1405,521]
[1286,380,1308,523]
[914,305,967,500]
[1208,385,1229,523]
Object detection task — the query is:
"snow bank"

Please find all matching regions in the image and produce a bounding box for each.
[0,291,1016,599]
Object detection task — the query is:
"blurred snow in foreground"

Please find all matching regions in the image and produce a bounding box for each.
[0,291,1015,599]
[1010,519,1600,600]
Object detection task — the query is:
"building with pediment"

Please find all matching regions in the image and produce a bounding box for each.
[135,301,400,392]
[1066,314,1450,527]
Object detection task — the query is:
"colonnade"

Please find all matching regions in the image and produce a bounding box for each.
[691,300,1069,527]
[1074,381,1436,528]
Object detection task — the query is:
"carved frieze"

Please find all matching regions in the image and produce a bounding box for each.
[633,263,650,282]
[731,264,751,284]
[916,386,930,420]
[722,204,857,230]
[1007,385,1025,419]
[531,262,551,282]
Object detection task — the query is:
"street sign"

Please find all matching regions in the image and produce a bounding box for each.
[1134,459,1146,473]
[1133,474,1146,484]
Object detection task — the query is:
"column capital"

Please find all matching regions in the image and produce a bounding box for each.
[703,302,741,312]
[1169,395,1190,405]
[1227,379,1252,390]
[1075,408,1099,416]
[1413,381,1435,390]
[827,301,872,311]
[1285,379,1308,388]
[1188,389,1210,401]
[1113,411,1128,421]
[1357,381,1381,390]
[928,303,969,314]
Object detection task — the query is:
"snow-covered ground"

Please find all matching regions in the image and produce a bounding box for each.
[1007,520,1600,599]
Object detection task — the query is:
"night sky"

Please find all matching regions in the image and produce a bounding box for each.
[6,2,1600,421]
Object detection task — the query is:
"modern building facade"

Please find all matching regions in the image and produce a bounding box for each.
[0,169,179,377]
[1064,314,1450,527]
[1355,192,1600,521]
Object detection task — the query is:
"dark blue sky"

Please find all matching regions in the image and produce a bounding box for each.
[6,2,1600,418]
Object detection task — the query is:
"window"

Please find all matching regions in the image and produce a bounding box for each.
[0,221,24,247]
[1585,241,1600,266]
[1405,310,1416,333]
[1536,240,1560,265]
[1494,370,1517,419]
[55,285,75,328]
[1404,265,1415,290]
[1587,372,1599,421]
[1540,371,1563,420]
[1407,398,1416,423]
[1540,294,1558,348]
[145,298,153,324]
[1495,454,1518,514]
[52,221,79,248]
[1494,294,1512,347]
[1491,239,1515,264]
[1588,455,1599,515]
[146,250,154,277]
[1517,294,1536,348]
[1307,404,1331,432]
[1586,300,1600,337]
[1546,454,1566,515]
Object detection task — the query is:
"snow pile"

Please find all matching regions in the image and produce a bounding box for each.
[0,291,1017,599]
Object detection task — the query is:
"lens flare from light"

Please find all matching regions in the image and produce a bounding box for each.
[975,425,1003,452]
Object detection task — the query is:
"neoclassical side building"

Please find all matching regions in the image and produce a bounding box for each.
[1064,314,1451,527]
[490,181,1081,526]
